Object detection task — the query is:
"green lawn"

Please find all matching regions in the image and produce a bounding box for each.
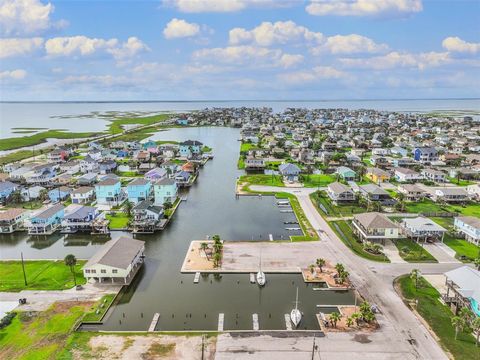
[0,260,86,292]
[443,235,480,261]
[310,191,364,217]
[0,150,36,165]
[300,174,336,188]
[105,213,130,229]
[404,199,446,214]
[107,114,170,134]
[237,155,245,169]
[329,220,389,262]
[277,193,318,241]
[397,275,478,360]
[448,177,476,186]
[393,238,437,263]
[0,302,90,360]
[239,142,258,153]
[447,203,480,217]
[0,130,100,151]
[430,216,454,230]
[239,174,284,189]
[82,294,116,322]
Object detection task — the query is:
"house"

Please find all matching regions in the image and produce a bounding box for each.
[398,184,426,201]
[83,236,145,285]
[176,118,189,126]
[336,166,356,181]
[127,178,152,203]
[27,203,65,235]
[327,182,355,203]
[138,163,156,174]
[0,208,28,233]
[366,167,390,183]
[392,157,416,168]
[131,200,164,233]
[21,185,46,201]
[61,205,98,233]
[444,266,480,317]
[422,168,446,183]
[95,178,123,206]
[245,157,266,170]
[369,155,388,167]
[394,168,422,183]
[80,155,99,173]
[153,178,178,206]
[179,140,203,158]
[174,170,192,186]
[454,216,480,245]
[77,172,97,186]
[352,212,400,244]
[433,188,469,203]
[71,186,95,204]
[142,140,158,153]
[278,163,301,182]
[358,184,392,203]
[59,161,80,174]
[145,167,168,182]
[400,216,447,242]
[135,150,151,162]
[413,147,438,163]
[26,164,56,185]
[466,184,480,200]
[390,146,408,157]
[0,181,18,203]
[48,148,68,163]
[48,186,72,203]
[182,162,196,173]
[98,160,117,174]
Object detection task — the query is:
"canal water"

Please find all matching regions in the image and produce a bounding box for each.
[0,127,355,330]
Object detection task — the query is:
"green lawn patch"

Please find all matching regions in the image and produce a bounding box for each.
[404,200,446,214]
[430,217,454,230]
[329,220,389,262]
[82,294,116,322]
[443,235,480,262]
[300,174,336,188]
[448,178,475,186]
[105,212,130,229]
[239,142,257,153]
[237,155,245,169]
[239,174,284,188]
[310,191,364,217]
[393,238,437,263]
[107,114,170,135]
[0,150,44,165]
[447,203,480,217]
[0,260,86,292]
[0,130,100,151]
[396,275,478,359]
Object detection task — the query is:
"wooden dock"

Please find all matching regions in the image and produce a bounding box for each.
[284,314,292,330]
[218,313,224,331]
[252,313,259,331]
[148,313,160,332]
[194,272,201,283]
[250,273,255,283]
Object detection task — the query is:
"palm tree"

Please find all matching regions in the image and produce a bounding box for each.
[351,312,361,326]
[451,316,464,340]
[471,317,480,346]
[64,254,77,286]
[213,252,221,268]
[410,269,421,290]
[124,201,133,218]
[474,257,480,271]
[329,312,341,328]
[338,270,349,284]
[335,263,345,274]
[309,264,315,274]
[316,258,326,273]
[8,190,22,204]
[346,316,354,328]
[200,242,209,259]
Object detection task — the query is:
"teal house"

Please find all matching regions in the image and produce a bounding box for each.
[127,178,152,203]
[179,140,203,158]
[95,178,122,206]
[27,203,65,235]
[336,166,357,181]
[153,179,178,206]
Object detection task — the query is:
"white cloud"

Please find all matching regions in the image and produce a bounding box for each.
[0,0,64,35]
[0,37,43,58]
[164,0,292,13]
[312,34,388,54]
[340,51,450,70]
[163,18,200,39]
[0,69,27,80]
[279,66,346,84]
[442,36,480,54]
[306,0,423,17]
[107,37,149,59]
[278,53,304,68]
[229,20,323,46]
[45,36,118,57]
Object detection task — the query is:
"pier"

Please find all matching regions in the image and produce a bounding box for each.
[284,314,292,330]
[250,273,255,283]
[252,313,259,331]
[194,272,201,283]
[218,313,224,331]
[148,313,160,332]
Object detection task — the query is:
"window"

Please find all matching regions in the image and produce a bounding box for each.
[112,269,118,274]
[101,269,106,274]
[91,269,96,273]
[85,269,90,273]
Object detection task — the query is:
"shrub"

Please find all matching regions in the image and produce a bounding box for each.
[0,312,16,329]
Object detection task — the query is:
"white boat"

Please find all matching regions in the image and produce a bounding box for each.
[290,287,302,328]
[256,250,266,286]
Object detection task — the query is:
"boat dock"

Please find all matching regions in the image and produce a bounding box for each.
[269,234,273,241]
[285,227,301,231]
[280,210,293,213]
[284,314,292,330]
[218,313,224,331]
[250,273,255,283]
[252,313,259,331]
[194,272,201,283]
[148,313,160,332]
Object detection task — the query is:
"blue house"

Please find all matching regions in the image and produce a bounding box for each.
[127,178,152,203]
[336,166,357,181]
[95,178,122,206]
[142,140,158,151]
[153,179,178,206]
[117,149,129,158]
[176,118,189,126]
[413,147,438,163]
[0,181,18,202]
[48,186,72,203]
[279,163,301,182]
[179,140,203,158]
[27,203,65,235]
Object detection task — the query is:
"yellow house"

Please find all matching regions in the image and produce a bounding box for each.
[366,167,391,183]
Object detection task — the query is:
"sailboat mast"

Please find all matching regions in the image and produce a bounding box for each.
[295,287,298,311]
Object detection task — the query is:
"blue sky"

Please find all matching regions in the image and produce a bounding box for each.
[0,0,479,100]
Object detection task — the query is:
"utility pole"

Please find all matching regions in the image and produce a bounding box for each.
[311,335,317,360]
[201,334,205,360]
[21,252,27,286]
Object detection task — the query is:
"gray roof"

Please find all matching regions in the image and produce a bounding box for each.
[402,217,447,232]
[328,182,352,194]
[64,205,96,220]
[84,236,145,270]
[354,212,398,229]
[97,178,120,186]
[128,178,150,186]
[0,181,16,192]
[72,186,94,195]
[34,203,64,220]
[133,200,163,214]
[359,184,389,196]
[154,178,176,186]
[445,266,480,304]
[279,163,301,175]
[437,188,468,196]
[456,216,480,229]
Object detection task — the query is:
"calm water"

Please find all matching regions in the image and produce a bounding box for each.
[0,127,353,330]
[1,99,479,138]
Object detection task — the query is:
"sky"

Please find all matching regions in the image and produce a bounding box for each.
[0,0,479,101]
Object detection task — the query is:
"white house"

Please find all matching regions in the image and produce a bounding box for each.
[394,168,423,183]
[71,186,95,204]
[83,236,145,285]
[454,216,480,245]
[433,188,469,203]
[352,212,400,244]
[401,216,447,242]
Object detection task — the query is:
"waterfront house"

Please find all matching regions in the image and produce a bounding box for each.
[127,178,152,203]
[48,186,72,203]
[433,188,469,203]
[366,167,390,183]
[245,157,266,170]
[77,173,97,186]
[0,181,18,203]
[26,164,56,185]
[132,200,164,233]
[27,203,65,235]
[0,208,28,233]
[153,178,178,206]
[176,118,189,126]
[400,216,447,242]
[394,168,422,183]
[454,216,480,245]
[352,212,400,244]
[71,186,95,204]
[335,166,356,181]
[422,168,446,183]
[83,236,145,285]
[179,140,203,158]
[413,147,438,163]
[398,184,426,201]
[174,170,191,186]
[182,162,196,174]
[279,163,301,182]
[142,140,158,154]
[145,167,168,182]
[444,266,480,317]
[98,160,117,174]
[327,182,355,203]
[61,205,98,233]
[95,178,123,206]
